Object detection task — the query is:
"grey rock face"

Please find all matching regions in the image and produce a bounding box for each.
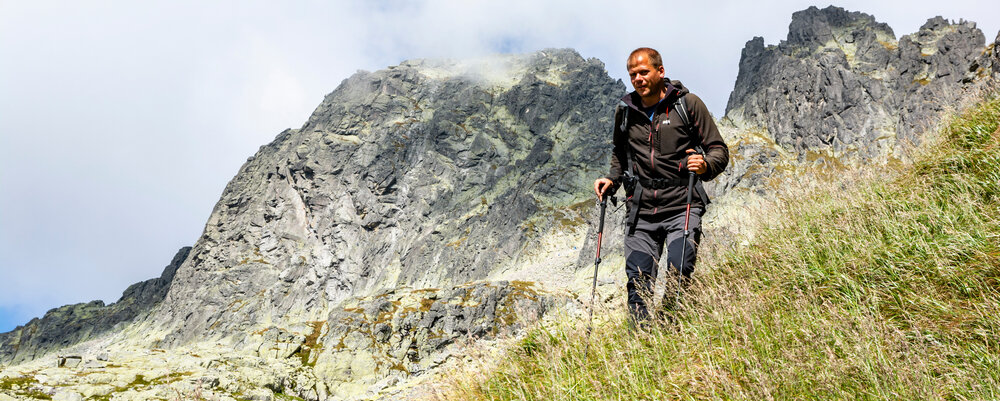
[726,6,985,163]
[143,49,622,348]
[784,6,895,50]
[969,31,1000,82]
[256,281,562,399]
[712,6,994,211]
[0,247,190,364]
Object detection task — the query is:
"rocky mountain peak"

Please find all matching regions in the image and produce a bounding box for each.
[3,48,626,399]
[725,8,986,170]
[706,9,996,246]
[783,5,895,51]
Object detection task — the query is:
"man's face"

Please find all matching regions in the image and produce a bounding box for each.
[627,53,665,99]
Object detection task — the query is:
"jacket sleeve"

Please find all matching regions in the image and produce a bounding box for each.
[606,104,629,191]
[686,93,729,182]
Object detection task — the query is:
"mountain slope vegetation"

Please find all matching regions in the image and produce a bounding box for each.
[447,95,1000,400]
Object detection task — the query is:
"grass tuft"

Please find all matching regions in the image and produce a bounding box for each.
[443,96,1000,400]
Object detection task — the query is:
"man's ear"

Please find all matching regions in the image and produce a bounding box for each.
[657,65,665,79]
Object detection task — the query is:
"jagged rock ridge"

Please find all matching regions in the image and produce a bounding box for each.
[0,247,190,364]
[726,6,986,162]
[711,6,999,218]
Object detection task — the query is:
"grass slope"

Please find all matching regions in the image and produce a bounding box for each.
[446,97,1000,400]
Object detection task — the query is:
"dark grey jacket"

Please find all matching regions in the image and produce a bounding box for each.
[606,80,729,215]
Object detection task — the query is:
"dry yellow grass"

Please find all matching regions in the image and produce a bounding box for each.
[440,95,1000,400]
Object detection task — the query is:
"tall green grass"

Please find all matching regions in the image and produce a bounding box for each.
[445,97,1000,400]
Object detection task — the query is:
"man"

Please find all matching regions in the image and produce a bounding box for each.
[594,47,729,322]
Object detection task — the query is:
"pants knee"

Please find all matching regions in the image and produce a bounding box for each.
[625,251,656,280]
[667,235,698,277]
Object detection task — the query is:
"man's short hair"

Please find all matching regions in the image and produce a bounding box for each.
[628,47,662,69]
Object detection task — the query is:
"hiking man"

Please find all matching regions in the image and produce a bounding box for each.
[594,47,729,322]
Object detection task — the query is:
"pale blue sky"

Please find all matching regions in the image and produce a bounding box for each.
[1,0,998,333]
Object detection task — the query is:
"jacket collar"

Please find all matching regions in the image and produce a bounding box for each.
[620,81,682,112]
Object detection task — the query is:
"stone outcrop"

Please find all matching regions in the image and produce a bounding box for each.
[725,6,986,163]
[311,281,560,398]
[970,31,1000,82]
[0,247,190,364]
[0,282,563,401]
[711,6,994,222]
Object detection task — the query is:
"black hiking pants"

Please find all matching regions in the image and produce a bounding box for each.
[624,208,703,321]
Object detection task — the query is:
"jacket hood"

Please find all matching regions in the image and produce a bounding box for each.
[621,79,690,110]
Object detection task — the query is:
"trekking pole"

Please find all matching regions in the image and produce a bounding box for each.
[676,149,703,308]
[584,193,610,361]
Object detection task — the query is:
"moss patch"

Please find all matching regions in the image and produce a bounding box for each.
[0,375,51,399]
[295,321,326,367]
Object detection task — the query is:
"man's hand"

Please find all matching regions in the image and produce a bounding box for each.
[685,149,707,175]
[594,178,613,200]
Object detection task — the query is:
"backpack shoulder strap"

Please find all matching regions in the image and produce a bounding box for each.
[614,100,643,233]
[673,94,712,206]
[673,94,704,152]
[614,101,635,177]
[672,95,692,136]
